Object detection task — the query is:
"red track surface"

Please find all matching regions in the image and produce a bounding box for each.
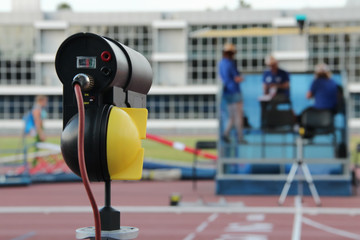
[1,181,360,240]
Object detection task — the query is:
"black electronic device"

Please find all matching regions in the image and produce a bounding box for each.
[55,32,152,182]
[56,32,152,239]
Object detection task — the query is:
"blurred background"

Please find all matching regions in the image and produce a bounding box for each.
[1,0,360,136]
[1,2,360,239]
[1,0,360,165]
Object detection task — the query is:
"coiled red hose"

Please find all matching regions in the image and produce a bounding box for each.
[74,84,101,240]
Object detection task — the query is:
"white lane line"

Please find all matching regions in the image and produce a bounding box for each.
[198,213,218,233]
[291,196,302,240]
[246,214,265,221]
[11,231,36,240]
[2,206,360,215]
[225,222,273,233]
[302,216,360,240]
[196,222,209,233]
[183,213,218,240]
[216,233,268,240]
[183,233,195,240]
[208,213,219,222]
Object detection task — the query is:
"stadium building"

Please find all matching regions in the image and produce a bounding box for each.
[2,0,360,134]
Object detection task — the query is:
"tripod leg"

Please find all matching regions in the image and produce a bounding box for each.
[301,163,321,206]
[278,163,299,205]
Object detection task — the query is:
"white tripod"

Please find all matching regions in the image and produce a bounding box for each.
[278,137,321,206]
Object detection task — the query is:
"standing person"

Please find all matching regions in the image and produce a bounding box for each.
[24,95,48,142]
[218,43,246,143]
[306,63,338,111]
[262,55,290,100]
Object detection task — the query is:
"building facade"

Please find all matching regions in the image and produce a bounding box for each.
[1,1,360,134]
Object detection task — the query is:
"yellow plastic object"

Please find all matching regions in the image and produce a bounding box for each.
[299,127,305,136]
[106,107,147,180]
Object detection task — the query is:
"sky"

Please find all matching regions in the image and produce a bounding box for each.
[0,0,349,12]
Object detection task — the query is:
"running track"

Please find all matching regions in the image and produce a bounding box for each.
[1,180,360,240]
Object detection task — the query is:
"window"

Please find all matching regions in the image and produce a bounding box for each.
[147,94,216,119]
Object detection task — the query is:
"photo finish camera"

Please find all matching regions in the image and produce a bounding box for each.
[55,32,152,182]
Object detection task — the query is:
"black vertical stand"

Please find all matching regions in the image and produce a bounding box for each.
[76,181,140,239]
[100,181,120,231]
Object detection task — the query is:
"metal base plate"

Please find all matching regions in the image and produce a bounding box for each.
[76,226,139,240]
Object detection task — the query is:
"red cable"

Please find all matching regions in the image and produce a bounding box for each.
[74,84,101,240]
[146,134,217,160]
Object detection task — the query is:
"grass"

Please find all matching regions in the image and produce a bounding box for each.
[2,134,360,164]
[0,135,216,163]
[350,135,360,165]
[0,136,61,156]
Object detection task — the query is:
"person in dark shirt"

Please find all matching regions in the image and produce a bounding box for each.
[260,56,291,128]
[307,63,338,111]
[218,43,246,143]
[262,56,290,100]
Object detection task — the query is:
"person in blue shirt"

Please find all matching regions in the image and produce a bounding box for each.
[307,63,338,111]
[24,95,48,142]
[218,43,246,143]
[262,56,290,100]
[260,56,291,128]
